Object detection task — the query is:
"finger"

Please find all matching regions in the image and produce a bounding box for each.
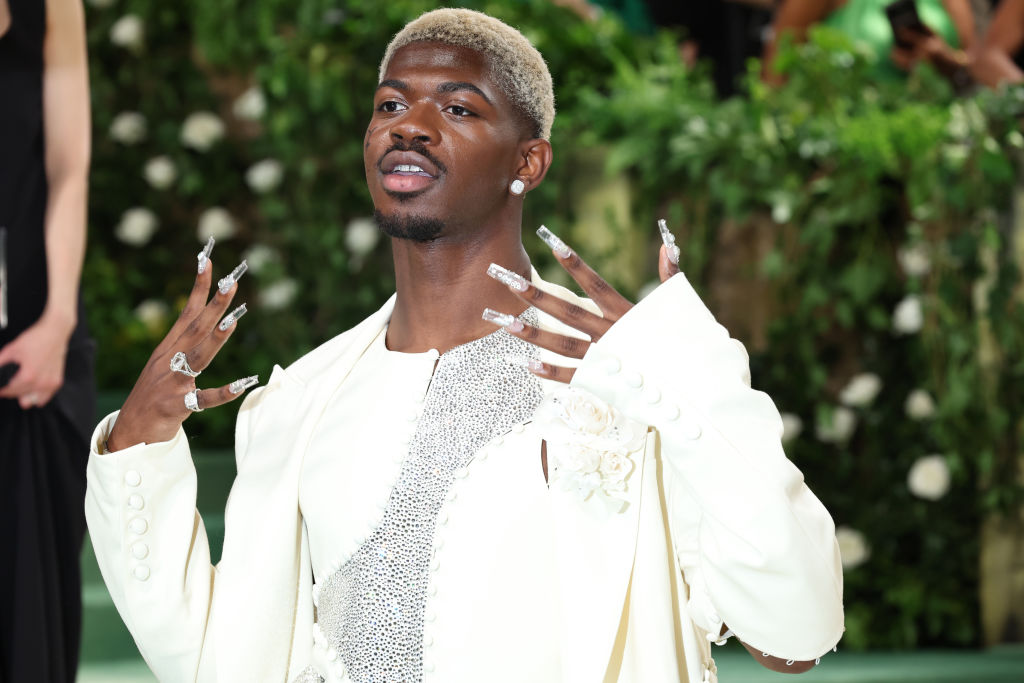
[184,302,248,373]
[535,226,634,319]
[173,260,248,356]
[0,367,30,399]
[193,375,260,411]
[155,256,216,357]
[529,359,575,384]
[659,244,680,282]
[484,311,590,360]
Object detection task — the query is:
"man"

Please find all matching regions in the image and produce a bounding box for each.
[86,9,843,682]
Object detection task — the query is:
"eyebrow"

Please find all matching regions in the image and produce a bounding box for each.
[375,79,492,105]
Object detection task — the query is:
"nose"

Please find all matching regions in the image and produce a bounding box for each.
[389,104,438,145]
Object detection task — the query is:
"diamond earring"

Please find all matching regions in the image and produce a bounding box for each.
[510,179,526,195]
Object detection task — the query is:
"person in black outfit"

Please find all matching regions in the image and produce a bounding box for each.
[0,0,94,680]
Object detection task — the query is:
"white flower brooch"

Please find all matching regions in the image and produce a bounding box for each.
[536,387,646,506]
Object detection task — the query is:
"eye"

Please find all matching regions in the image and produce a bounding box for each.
[377,100,406,113]
[445,105,475,117]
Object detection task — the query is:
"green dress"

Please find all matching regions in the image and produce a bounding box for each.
[824,0,961,80]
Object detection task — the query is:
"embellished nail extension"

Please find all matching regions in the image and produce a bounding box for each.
[482,308,525,332]
[657,219,680,265]
[217,260,248,295]
[486,263,529,291]
[218,303,248,332]
[504,354,544,372]
[229,375,259,394]
[197,236,215,274]
[536,225,572,259]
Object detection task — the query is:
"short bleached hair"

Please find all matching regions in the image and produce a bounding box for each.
[379,8,555,140]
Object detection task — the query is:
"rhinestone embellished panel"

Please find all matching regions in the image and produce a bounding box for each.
[317,310,544,683]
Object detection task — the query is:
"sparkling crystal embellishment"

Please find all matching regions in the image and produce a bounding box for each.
[316,309,544,683]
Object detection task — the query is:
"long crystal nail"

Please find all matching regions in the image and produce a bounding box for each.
[537,225,572,259]
[218,260,248,295]
[504,354,544,372]
[197,237,215,274]
[657,219,680,265]
[229,374,259,394]
[218,303,248,331]
[486,263,529,292]
[482,308,524,332]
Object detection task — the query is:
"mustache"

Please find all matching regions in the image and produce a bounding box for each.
[376,140,448,175]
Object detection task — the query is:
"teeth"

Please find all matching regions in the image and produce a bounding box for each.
[394,164,425,173]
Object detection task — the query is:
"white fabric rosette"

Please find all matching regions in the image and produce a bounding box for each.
[535,387,646,509]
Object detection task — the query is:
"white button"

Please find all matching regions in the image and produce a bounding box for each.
[128,518,148,534]
[493,436,504,446]
[424,609,436,622]
[602,357,621,374]
[424,661,436,672]
[328,648,338,661]
[682,422,702,440]
[478,449,489,461]
[433,537,443,551]
[454,467,469,479]
[127,494,144,511]
[625,371,643,388]
[124,470,142,487]
[131,542,149,559]
[664,404,680,421]
[438,512,448,526]
[408,411,419,422]
[445,490,457,503]
[644,387,661,404]
[428,584,438,596]
[132,565,150,581]
[512,423,525,434]
[424,634,434,647]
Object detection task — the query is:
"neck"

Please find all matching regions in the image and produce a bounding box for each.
[386,225,532,354]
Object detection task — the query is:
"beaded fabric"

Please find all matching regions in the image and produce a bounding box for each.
[317,309,544,683]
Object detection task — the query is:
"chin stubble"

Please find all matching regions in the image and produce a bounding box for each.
[374,210,445,243]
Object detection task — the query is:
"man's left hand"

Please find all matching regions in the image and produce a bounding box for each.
[484,230,680,383]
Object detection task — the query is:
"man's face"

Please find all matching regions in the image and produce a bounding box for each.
[365,41,528,241]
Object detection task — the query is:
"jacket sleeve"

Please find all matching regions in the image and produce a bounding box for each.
[84,384,271,681]
[570,273,844,661]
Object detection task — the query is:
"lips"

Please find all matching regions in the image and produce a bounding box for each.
[379,150,441,194]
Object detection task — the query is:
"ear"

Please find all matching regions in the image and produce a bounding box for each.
[513,138,553,193]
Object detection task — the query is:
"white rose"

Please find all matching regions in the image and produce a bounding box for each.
[242,244,279,275]
[114,207,158,246]
[143,156,177,190]
[110,14,144,51]
[892,295,924,335]
[904,389,936,420]
[556,443,602,474]
[780,412,803,444]
[232,86,267,121]
[835,526,870,570]
[599,450,632,486]
[345,217,380,257]
[109,111,147,144]
[133,299,169,335]
[197,207,236,242]
[907,454,951,501]
[897,244,931,278]
[562,391,616,437]
[259,278,299,310]
[87,0,117,9]
[839,372,882,408]
[245,159,284,193]
[816,406,857,443]
[181,111,225,151]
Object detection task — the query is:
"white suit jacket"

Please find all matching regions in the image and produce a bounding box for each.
[84,272,845,682]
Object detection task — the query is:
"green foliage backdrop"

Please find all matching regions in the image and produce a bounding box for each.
[84,1,1023,651]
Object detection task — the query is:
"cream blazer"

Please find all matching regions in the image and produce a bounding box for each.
[85,273,845,682]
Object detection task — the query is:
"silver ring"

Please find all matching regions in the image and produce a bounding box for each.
[184,389,203,413]
[170,351,201,378]
[24,393,39,407]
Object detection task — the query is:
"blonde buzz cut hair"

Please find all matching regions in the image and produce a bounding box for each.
[379,8,556,140]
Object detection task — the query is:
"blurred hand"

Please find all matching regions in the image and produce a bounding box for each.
[0,315,73,409]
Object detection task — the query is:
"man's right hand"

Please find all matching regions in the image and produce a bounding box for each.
[106,247,256,452]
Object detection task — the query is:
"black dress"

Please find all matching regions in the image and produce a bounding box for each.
[0,0,96,680]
